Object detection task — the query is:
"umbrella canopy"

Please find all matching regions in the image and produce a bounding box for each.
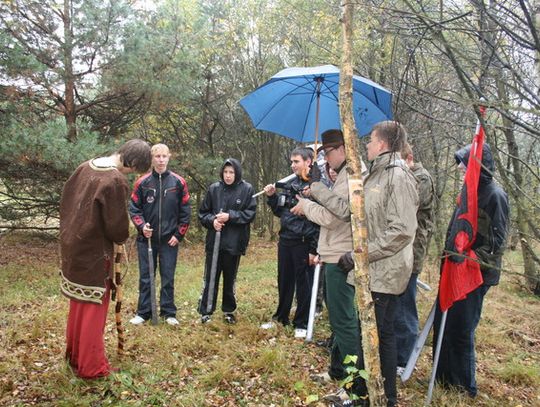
[239,65,393,143]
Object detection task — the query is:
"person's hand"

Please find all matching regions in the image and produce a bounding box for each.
[338,251,355,273]
[309,253,320,266]
[215,212,230,224]
[308,163,322,184]
[290,196,305,216]
[301,186,311,198]
[142,223,153,238]
[263,184,276,196]
[168,235,179,247]
[213,218,224,231]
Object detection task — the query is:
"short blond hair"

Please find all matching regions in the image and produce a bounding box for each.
[151,143,170,155]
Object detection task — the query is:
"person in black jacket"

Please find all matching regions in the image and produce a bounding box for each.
[129,144,191,326]
[198,158,257,324]
[434,143,509,397]
[261,147,320,338]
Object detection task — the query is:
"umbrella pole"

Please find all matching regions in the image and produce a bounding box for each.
[314,79,322,148]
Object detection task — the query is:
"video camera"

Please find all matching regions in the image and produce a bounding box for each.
[274,181,303,208]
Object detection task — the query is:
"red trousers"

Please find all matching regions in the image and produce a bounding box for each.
[65,282,114,378]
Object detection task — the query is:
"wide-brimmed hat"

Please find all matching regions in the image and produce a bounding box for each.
[317,129,344,153]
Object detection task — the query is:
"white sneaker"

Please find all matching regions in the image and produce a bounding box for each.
[165,317,179,326]
[324,387,350,403]
[311,371,333,383]
[129,315,146,325]
[260,321,276,329]
[294,328,307,338]
[396,366,405,378]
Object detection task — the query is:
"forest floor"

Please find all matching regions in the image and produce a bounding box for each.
[0,231,539,406]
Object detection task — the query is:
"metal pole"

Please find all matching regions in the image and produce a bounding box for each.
[205,230,221,314]
[147,237,158,325]
[426,310,447,405]
[401,301,436,382]
[305,263,321,342]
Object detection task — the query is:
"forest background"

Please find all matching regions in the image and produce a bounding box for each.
[1,0,539,293]
[0,1,539,406]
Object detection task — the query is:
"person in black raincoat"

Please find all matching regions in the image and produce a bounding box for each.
[198,158,257,324]
[434,143,509,397]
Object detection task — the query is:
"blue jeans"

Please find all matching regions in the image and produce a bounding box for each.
[433,285,490,397]
[394,273,418,367]
[136,237,178,319]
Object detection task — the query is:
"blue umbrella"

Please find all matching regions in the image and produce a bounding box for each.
[239,65,393,143]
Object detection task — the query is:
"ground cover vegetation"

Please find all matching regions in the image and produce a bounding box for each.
[0,233,539,406]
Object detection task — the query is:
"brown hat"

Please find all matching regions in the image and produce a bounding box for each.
[317,129,344,153]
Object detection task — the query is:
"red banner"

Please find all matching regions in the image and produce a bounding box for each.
[439,107,486,311]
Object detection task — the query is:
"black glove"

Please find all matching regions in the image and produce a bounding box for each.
[308,163,322,184]
[338,251,355,273]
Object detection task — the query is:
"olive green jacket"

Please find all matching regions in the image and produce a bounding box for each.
[365,152,419,295]
[411,162,435,274]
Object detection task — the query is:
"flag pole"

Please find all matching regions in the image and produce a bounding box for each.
[426,310,447,405]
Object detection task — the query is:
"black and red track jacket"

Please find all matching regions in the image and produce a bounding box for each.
[129,169,191,242]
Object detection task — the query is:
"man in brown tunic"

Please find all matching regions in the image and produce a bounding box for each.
[60,139,151,378]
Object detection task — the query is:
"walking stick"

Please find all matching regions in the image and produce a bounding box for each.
[205,230,221,314]
[426,310,447,405]
[401,300,436,382]
[113,243,126,356]
[305,263,321,342]
[147,237,158,325]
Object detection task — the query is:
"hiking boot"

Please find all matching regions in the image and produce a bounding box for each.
[224,313,236,324]
[201,315,212,324]
[129,315,146,325]
[260,321,276,329]
[165,317,179,326]
[294,328,307,339]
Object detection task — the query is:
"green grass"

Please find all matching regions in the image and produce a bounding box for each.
[0,233,539,406]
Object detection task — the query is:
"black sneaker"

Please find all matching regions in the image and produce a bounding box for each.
[201,315,212,324]
[224,313,236,324]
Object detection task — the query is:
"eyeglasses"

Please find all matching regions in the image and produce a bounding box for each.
[324,147,336,154]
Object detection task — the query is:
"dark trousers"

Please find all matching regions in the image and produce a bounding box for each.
[136,238,178,319]
[394,273,419,367]
[373,292,398,407]
[272,240,312,329]
[433,285,490,397]
[198,251,241,315]
[325,264,367,399]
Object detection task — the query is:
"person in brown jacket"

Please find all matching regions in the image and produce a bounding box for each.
[292,130,368,406]
[60,139,151,379]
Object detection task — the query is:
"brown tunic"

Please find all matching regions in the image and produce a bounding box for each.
[60,159,129,303]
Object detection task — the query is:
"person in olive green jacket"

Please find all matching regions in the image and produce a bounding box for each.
[395,143,435,374]
[333,122,419,406]
[362,121,419,406]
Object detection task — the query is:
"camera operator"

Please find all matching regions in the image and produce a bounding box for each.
[260,147,319,339]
